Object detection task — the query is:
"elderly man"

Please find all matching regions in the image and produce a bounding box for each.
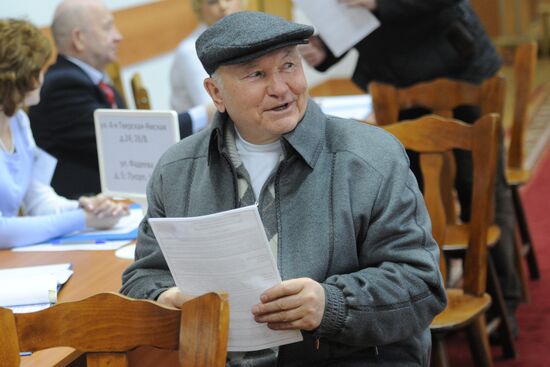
[121,11,446,366]
[28,0,202,198]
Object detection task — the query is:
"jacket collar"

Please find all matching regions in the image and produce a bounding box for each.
[207,99,325,169]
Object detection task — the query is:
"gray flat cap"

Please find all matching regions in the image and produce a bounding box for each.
[196,11,314,75]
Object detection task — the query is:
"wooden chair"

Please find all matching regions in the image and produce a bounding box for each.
[370,76,517,359]
[131,72,152,109]
[384,114,500,367]
[0,292,229,367]
[505,41,541,288]
[105,62,128,107]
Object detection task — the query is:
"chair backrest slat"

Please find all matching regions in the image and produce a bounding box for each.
[0,292,229,367]
[384,114,500,296]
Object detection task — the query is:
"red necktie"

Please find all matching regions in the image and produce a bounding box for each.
[98,81,118,108]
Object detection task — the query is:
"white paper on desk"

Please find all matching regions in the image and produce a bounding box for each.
[314,94,373,120]
[294,0,380,57]
[149,205,303,352]
[0,263,73,312]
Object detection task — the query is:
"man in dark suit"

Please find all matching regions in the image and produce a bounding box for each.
[29,0,197,198]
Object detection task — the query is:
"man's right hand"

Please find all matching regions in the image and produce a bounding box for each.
[157,287,195,308]
[299,36,327,67]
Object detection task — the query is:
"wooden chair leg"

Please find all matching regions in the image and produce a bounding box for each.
[466,315,493,367]
[511,185,540,280]
[513,226,531,303]
[431,333,451,367]
[486,256,517,359]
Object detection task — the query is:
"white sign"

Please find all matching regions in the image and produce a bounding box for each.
[94,109,180,202]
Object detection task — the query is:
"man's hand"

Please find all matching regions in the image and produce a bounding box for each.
[251,278,325,331]
[298,36,327,68]
[157,287,195,308]
[339,0,378,10]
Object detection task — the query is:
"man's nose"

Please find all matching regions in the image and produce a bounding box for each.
[266,73,289,96]
[113,26,123,43]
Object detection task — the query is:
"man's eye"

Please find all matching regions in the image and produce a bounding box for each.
[283,62,295,70]
[247,71,263,78]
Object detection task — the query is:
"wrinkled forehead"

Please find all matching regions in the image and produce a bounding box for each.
[221,45,301,72]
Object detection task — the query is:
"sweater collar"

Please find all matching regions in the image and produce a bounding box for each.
[208,99,325,169]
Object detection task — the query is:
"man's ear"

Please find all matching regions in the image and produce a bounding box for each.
[72,28,85,52]
[204,77,226,113]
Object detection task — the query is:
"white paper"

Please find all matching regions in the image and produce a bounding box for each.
[32,147,57,185]
[294,0,380,57]
[314,94,373,120]
[0,263,73,311]
[149,205,303,352]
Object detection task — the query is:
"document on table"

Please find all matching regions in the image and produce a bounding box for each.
[314,94,373,121]
[148,205,303,352]
[0,263,73,313]
[294,0,380,57]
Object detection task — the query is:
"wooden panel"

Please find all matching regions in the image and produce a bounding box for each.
[263,0,293,20]
[114,0,197,66]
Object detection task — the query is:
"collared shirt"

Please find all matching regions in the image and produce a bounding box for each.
[64,55,108,85]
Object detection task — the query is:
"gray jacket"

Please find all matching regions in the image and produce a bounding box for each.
[121,100,447,366]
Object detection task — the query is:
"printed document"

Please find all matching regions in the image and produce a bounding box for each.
[0,263,73,313]
[294,0,380,57]
[148,205,303,351]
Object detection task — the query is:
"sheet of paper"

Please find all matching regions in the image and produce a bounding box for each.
[149,205,303,352]
[314,94,373,120]
[0,263,73,311]
[294,0,380,57]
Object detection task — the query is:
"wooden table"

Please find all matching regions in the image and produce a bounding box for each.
[0,249,133,366]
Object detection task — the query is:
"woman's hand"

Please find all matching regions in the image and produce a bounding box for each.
[79,194,129,218]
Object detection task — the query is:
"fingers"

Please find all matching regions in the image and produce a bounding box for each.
[157,287,195,308]
[339,0,377,10]
[298,36,327,67]
[252,278,325,331]
[80,195,129,218]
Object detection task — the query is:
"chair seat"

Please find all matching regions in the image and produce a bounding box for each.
[431,289,492,332]
[443,224,501,251]
[506,167,531,186]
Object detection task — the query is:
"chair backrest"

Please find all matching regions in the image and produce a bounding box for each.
[131,72,152,110]
[0,292,229,367]
[383,114,500,294]
[105,62,128,107]
[507,41,537,170]
[369,76,506,125]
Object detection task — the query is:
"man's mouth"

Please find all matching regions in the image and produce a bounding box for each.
[269,102,293,112]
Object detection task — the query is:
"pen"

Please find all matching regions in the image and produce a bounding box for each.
[51,239,107,245]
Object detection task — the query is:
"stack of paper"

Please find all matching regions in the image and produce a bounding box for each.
[0,263,73,313]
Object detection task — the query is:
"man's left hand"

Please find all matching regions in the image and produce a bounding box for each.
[252,278,325,331]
